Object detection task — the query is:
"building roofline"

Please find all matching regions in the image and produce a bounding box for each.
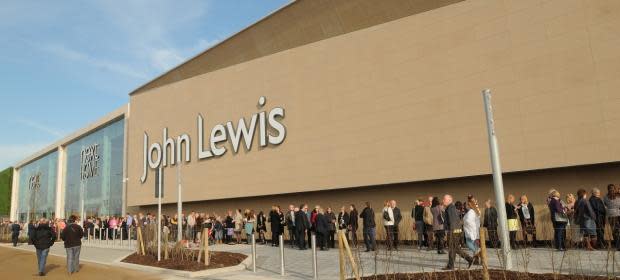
[14,104,129,169]
[128,0,296,96]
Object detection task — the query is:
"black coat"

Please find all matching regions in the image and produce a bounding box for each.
[444,203,461,231]
[31,224,56,250]
[338,212,349,230]
[393,207,402,226]
[61,223,84,248]
[483,207,498,228]
[505,203,517,219]
[269,211,283,234]
[315,213,330,235]
[360,207,375,229]
[11,223,20,235]
[575,198,596,226]
[349,209,359,229]
[589,196,607,225]
[295,211,310,232]
[517,202,535,225]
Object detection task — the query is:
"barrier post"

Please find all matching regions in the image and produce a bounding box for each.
[106,229,109,246]
[120,228,124,248]
[113,228,116,247]
[311,233,317,279]
[480,228,490,280]
[251,233,257,273]
[128,227,132,250]
[279,234,285,276]
[98,228,102,246]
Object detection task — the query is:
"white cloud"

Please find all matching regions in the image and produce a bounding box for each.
[40,44,149,80]
[15,118,65,138]
[0,142,51,170]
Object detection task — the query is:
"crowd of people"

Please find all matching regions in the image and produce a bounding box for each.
[5,183,620,273]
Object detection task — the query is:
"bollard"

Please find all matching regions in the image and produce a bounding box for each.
[106,229,109,246]
[279,234,285,276]
[113,229,117,247]
[99,228,102,246]
[311,233,318,279]
[120,228,124,247]
[128,227,132,250]
[251,233,257,273]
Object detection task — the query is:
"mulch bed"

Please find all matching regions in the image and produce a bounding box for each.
[122,251,246,272]
[357,270,613,280]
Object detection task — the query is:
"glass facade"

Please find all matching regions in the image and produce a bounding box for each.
[64,119,124,219]
[17,151,58,223]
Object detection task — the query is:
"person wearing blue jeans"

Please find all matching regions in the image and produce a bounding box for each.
[360,202,376,252]
[31,218,56,276]
[62,215,84,274]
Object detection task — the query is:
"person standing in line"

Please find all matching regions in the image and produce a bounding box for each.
[338,206,350,241]
[463,196,481,265]
[316,207,330,250]
[423,197,435,251]
[390,200,402,250]
[348,204,359,246]
[61,215,84,275]
[431,197,446,254]
[505,194,519,249]
[234,209,244,244]
[295,204,310,250]
[382,200,395,250]
[575,188,597,250]
[483,199,499,248]
[604,184,620,250]
[442,194,473,270]
[548,189,568,251]
[516,195,537,247]
[269,206,280,246]
[244,210,256,244]
[187,211,196,242]
[309,206,319,247]
[28,220,36,245]
[31,218,56,276]
[11,220,21,247]
[589,188,607,249]
[564,193,580,248]
[361,201,376,252]
[326,207,337,248]
[286,204,296,248]
[256,211,267,245]
[412,199,426,249]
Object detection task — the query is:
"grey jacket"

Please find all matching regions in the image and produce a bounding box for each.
[444,203,462,231]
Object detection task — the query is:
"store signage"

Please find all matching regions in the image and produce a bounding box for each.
[28,173,41,190]
[81,143,100,181]
[140,96,286,183]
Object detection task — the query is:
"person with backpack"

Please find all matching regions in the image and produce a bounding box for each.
[61,215,84,274]
[31,218,56,276]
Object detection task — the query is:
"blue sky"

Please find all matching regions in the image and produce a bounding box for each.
[0,0,290,170]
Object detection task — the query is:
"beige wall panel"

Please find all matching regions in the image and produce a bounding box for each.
[127,0,620,206]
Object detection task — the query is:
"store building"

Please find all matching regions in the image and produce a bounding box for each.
[10,0,620,239]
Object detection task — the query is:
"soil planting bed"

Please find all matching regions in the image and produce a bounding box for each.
[122,251,246,271]
[357,270,613,280]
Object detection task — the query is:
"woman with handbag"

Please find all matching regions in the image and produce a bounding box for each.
[505,195,519,249]
[548,189,568,251]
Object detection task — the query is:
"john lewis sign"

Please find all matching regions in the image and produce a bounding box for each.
[140,96,286,183]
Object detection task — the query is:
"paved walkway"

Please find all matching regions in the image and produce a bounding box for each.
[4,242,619,279]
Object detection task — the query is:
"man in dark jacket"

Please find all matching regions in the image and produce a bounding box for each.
[31,218,56,276]
[61,215,84,274]
[315,208,330,250]
[590,188,607,249]
[390,200,402,250]
[442,194,473,270]
[11,221,21,247]
[295,204,311,250]
[360,202,376,252]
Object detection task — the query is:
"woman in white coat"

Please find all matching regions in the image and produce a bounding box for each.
[463,195,481,265]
